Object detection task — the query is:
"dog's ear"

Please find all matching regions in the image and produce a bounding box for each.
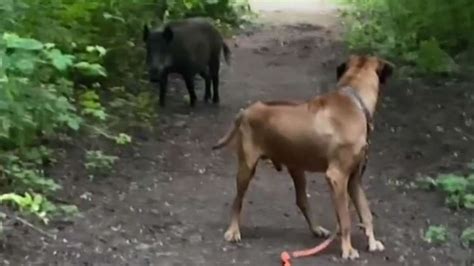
[336,62,347,80]
[162,25,174,42]
[377,60,394,84]
[143,24,150,42]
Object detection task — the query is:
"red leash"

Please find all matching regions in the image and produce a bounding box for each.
[280,233,336,266]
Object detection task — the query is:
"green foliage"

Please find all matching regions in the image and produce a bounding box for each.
[416,173,474,210]
[0,0,251,228]
[108,86,158,131]
[79,90,107,121]
[114,133,132,145]
[339,0,474,74]
[0,193,55,223]
[0,33,89,149]
[0,32,102,220]
[436,174,469,194]
[3,160,60,194]
[0,193,77,224]
[424,225,448,244]
[164,0,253,26]
[463,194,474,209]
[85,150,118,175]
[461,226,474,248]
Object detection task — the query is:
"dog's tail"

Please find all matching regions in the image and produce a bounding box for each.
[222,42,231,65]
[212,110,243,150]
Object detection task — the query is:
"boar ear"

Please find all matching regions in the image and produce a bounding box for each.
[162,26,174,42]
[143,24,149,42]
[336,62,347,81]
[377,59,394,84]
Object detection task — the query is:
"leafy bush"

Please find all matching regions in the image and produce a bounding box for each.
[424,225,448,244]
[0,32,103,222]
[165,0,253,25]
[339,0,474,74]
[461,226,474,248]
[416,173,474,210]
[0,33,107,149]
[85,150,118,176]
[0,193,77,224]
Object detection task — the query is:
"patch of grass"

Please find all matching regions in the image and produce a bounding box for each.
[424,225,448,245]
[461,226,474,248]
[415,173,474,210]
[85,150,118,177]
[415,166,473,248]
[338,0,474,74]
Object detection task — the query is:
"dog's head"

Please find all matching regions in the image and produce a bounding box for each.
[336,55,394,85]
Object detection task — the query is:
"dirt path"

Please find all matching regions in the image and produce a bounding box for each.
[3,3,473,266]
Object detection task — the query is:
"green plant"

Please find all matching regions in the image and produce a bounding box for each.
[79,89,107,121]
[164,0,254,27]
[85,150,118,174]
[114,133,132,145]
[1,33,81,148]
[424,225,448,244]
[461,226,474,248]
[339,0,474,74]
[0,30,105,224]
[0,192,77,224]
[0,193,53,223]
[416,173,474,210]
[108,86,158,131]
[2,160,61,194]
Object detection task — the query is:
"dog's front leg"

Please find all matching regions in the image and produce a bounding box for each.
[348,170,385,252]
[288,168,329,237]
[326,166,359,260]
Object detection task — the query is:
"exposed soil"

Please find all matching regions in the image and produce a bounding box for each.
[1,6,473,266]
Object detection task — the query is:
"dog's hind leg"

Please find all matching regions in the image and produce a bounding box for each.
[348,167,384,252]
[326,165,359,260]
[224,143,259,242]
[288,168,329,237]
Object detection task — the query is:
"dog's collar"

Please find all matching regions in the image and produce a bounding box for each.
[340,86,374,178]
[340,86,374,133]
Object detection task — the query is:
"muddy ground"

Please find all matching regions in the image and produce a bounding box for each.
[1,6,473,266]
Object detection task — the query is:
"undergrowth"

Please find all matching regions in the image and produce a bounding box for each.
[0,0,252,238]
[416,170,474,248]
[338,0,474,75]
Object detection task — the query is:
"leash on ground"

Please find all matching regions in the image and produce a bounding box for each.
[280,232,337,266]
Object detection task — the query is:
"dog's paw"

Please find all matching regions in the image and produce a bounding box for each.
[368,240,385,252]
[224,229,241,242]
[312,226,330,238]
[342,247,359,260]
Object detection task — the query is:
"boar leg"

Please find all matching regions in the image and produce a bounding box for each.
[200,71,212,103]
[159,73,168,107]
[183,73,197,107]
[210,57,220,104]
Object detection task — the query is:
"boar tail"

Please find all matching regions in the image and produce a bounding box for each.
[222,42,231,65]
[212,109,243,150]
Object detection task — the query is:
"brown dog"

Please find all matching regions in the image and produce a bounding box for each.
[212,55,393,260]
